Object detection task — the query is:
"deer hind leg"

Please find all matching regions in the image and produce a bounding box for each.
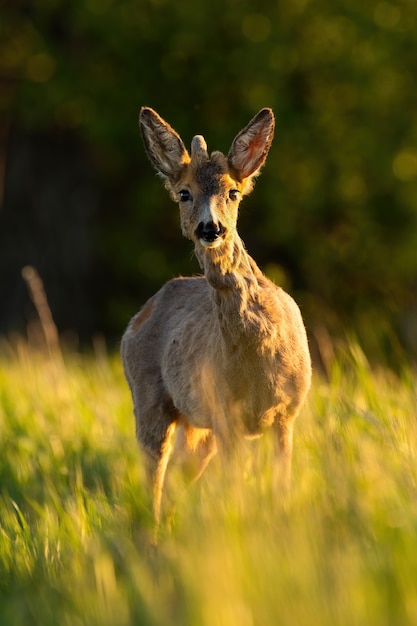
[147,423,177,528]
[273,415,295,492]
[135,402,178,529]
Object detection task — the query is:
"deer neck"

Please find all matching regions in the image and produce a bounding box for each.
[196,235,274,345]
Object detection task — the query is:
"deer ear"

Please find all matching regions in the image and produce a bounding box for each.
[139,107,190,181]
[228,108,275,181]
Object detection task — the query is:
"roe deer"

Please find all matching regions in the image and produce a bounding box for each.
[121,107,311,526]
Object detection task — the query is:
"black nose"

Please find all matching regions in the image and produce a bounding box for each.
[195,221,223,243]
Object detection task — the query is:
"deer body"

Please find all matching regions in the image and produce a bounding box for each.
[121,107,311,525]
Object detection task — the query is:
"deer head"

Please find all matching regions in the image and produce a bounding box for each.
[139,107,275,250]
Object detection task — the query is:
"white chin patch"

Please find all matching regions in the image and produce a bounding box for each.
[200,238,224,249]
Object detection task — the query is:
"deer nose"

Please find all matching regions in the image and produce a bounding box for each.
[195,221,224,243]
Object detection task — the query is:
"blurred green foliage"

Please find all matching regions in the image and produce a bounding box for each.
[1,0,417,355]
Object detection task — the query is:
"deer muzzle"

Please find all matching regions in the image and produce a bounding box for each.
[195,221,226,247]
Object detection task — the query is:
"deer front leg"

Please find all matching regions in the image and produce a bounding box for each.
[190,432,218,485]
[175,423,218,486]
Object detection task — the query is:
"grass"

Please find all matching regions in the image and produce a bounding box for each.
[0,338,416,625]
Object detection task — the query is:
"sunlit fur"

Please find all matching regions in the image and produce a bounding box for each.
[121,107,311,529]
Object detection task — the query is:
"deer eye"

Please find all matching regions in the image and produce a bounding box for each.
[179,189,192,202]
[228,189,239,201]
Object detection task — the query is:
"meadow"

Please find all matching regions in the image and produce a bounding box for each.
[0,337,416,626]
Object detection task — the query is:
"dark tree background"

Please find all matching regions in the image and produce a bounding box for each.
[1,0,416,358]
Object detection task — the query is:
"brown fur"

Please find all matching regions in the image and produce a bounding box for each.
[121,107,311,528]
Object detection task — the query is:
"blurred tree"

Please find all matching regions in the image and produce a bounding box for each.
[0,0,416,357]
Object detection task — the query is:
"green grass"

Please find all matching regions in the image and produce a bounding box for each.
[0,338,416,625]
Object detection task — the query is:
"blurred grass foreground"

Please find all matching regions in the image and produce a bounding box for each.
[0,329,416,625]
